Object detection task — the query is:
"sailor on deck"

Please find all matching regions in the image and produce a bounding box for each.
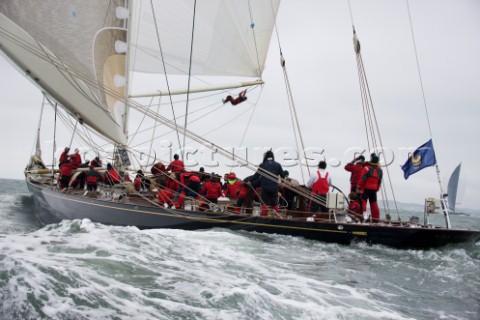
[252,150,285,216]
[167,154,185,173]
[357,154,383,222]
[306,160,331,213]
[344,155,365,193]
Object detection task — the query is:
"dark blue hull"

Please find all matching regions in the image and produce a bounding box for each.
[27,180,480,249]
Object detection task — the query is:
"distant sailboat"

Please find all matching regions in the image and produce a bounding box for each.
[447,163,467,215]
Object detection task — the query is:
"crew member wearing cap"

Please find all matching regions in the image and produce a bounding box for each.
[70,148,82,170]
[252,150,286,216]
[357,153,383,222]
[344,155,365,193]
[224,173,241,199]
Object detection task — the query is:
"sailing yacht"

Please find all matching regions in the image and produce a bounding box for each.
[446,163,468,215]
[1,0,479,249]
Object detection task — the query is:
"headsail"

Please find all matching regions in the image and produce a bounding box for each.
[128,1,280,78]
[447,163,462,214]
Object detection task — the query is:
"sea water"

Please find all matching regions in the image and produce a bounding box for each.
[0,179,479,320]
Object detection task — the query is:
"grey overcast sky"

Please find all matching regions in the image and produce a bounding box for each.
[1,0,480,211]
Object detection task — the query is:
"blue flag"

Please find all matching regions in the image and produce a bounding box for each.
[401,139,437,179]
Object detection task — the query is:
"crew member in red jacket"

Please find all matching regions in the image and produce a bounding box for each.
[166,172,180,192]
[59,147,70,168]
[224,173,241,199]
[166,154,185,173]
[306,160,331,213]
[105,163,121,186]
[201,175,223,204]
[347,192,363,221]
[59,158,73,190]
[151,162,166,175]
[85,165,103,191]
[157,179,174,207]
[70,148,82,169]
[222,89,247,106]
[344,155,365,193]
[357,154,382,222]
[234,175,257,213]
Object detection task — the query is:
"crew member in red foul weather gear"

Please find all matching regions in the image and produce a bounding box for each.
[201,175,223,204]
[357,154,383,222]
[151,162,166,175]
[59,158,73,190]
[222,89,247,106]
[306,161,331,213]
[70,148,82,169]
[157,179,174,208]
[85,166,103,191]
[167,154,185,173]
[344,155,365,193]
[105,163,121,186]
[224,173,241,199]
[59,147,70,168]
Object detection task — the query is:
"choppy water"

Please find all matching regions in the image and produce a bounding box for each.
[0,179,479,320]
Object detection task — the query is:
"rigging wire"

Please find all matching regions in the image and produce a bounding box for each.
[405,0,450,228]
[182,0,198,160]
[149,0,182,155]
[51,102,58,186]
[148,96,162,164]
[269,0,309,184]
[227,86,264,172]
[348,3,401,220]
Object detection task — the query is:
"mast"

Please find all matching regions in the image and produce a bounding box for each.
[406,0,451,228]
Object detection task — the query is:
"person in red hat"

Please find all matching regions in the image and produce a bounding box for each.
[344,155,365,193]
[224,172,241,199]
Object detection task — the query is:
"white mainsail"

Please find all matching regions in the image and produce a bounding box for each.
[0,0,280,147]
[447,163,462,214]
[0,0,128,144]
